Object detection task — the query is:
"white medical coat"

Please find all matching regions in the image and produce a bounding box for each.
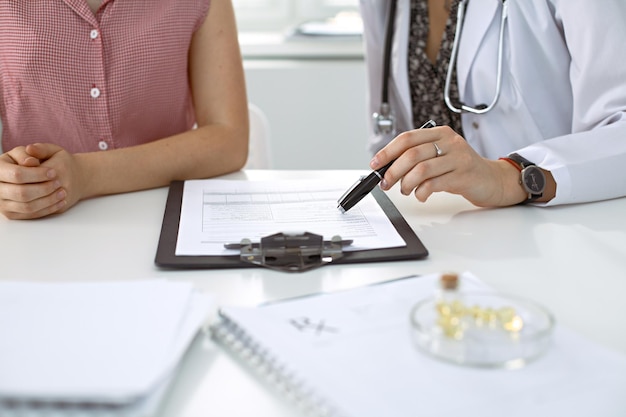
[360,0,626,205]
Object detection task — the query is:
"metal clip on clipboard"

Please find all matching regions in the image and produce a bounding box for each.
[235,232,350,272]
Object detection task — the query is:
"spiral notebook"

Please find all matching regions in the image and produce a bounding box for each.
[211,273,626,417]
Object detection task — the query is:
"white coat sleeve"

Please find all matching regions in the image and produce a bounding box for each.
[520,0,626,205]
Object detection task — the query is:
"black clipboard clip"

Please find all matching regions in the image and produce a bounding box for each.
[225,232,352,273]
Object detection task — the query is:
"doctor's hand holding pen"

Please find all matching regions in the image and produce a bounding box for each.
[371,125,557,208]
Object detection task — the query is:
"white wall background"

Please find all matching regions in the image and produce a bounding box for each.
[237,0,371,170]
[243,54,370,170]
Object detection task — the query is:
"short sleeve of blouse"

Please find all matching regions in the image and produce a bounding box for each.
[194,0,212,32]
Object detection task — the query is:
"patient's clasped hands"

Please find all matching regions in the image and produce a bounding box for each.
[0,143,83,220]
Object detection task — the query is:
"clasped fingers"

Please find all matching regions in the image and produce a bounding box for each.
[0,160,57,184]
[0,181,67,220]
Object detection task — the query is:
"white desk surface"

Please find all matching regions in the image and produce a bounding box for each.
[2,170,625,417]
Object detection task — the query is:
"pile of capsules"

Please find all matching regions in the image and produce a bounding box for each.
[435,274,524,340]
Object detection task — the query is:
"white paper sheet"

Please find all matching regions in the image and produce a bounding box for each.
[0,280,212,405]
[175,179,406,256]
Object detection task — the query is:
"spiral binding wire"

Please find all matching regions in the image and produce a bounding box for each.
[211,314,345,417]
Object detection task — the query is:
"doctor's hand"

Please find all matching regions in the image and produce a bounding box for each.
[372,125,531,207]
[0,143,80,220]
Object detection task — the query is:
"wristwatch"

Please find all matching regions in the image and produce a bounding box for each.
[507,153,546,203]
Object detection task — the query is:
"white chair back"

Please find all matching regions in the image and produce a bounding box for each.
[245,103,272,169]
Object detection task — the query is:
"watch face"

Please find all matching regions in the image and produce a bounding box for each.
[522,166,545,195]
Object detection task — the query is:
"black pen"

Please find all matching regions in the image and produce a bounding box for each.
[337,120,436,213]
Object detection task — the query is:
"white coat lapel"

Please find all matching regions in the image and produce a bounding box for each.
[392,0,413,130]
[456,0,501,95]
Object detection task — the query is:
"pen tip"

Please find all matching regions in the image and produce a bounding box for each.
[337,205,346,214]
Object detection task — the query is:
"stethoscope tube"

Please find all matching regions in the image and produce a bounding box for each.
[373,0,398,135]
[444,0,509,114]
[381,0,398,106]
[374,0,510,135]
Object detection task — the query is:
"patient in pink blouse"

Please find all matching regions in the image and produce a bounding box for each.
[0,0,248,219]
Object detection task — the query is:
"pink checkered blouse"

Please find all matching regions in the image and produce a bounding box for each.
[0,0,211,153]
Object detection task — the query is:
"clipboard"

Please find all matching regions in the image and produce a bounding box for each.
[155,180,428,269]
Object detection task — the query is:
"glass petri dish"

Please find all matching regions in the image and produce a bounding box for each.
[410,292,555,369]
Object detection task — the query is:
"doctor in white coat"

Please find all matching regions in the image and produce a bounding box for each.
[359,0,626,206]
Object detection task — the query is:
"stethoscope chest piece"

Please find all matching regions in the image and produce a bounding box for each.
[373,102,395,136]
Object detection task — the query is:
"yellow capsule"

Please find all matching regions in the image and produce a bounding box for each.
[442,323,463,340]
[497,307,516,323]
[436,301,452,317]
[484,308,498,328]
[451,300,465,315]
[436,316,449,328]
[474,308,490,327]
[503,315,524,332]
[468,305,482,319]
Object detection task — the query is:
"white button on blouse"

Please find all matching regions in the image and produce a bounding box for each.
[98,140,109,151]
[90,87,101,98]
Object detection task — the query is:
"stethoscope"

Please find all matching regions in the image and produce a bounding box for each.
[373,0,510,135]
